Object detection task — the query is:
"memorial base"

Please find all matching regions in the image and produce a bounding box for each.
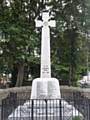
[31,78,61,99]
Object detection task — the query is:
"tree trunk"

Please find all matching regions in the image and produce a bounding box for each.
[15,63,24,87]
[69,64,75,86]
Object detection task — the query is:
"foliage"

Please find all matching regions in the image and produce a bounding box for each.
[50,0,90,85]
[0,0,90,86]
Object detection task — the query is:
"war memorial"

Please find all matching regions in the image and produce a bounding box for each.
[0,1,90,120]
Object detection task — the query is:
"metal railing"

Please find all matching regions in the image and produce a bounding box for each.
[1,92,90,120]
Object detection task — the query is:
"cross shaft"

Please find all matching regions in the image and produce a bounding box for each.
[35,12,56,78]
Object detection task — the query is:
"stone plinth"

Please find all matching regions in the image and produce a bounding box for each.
[31,78,61,99]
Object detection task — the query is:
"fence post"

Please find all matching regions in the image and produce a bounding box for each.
[45,99,48,120]
[88,99,90,120]
[1,100,4,120]
[59,99,62,120]
[31,100,34,120]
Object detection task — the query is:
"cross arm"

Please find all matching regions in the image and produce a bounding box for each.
[49,20,56,27]
[35,20,43,28]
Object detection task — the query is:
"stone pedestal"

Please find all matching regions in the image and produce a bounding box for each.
[31,78,61,99]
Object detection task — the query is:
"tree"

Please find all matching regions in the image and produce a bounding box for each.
[0,0,41,86]
[0,0,89,86]
[50,0,89,85]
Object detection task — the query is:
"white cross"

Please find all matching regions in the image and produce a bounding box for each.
[35,12,56,78]
[36,12,56,28]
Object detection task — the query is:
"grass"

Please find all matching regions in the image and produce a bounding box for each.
[72,116,81,120]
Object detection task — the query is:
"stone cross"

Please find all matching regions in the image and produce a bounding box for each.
[35,12,56,78]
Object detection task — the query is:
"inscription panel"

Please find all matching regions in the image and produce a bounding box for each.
[42,65,49,74]
[37,81,47,99]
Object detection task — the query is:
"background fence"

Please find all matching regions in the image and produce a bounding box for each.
[1,91,90,120]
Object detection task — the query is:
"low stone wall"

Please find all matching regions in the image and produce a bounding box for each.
[0,86,31,105]
[60,86,90,99]
[0,86,90,105]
